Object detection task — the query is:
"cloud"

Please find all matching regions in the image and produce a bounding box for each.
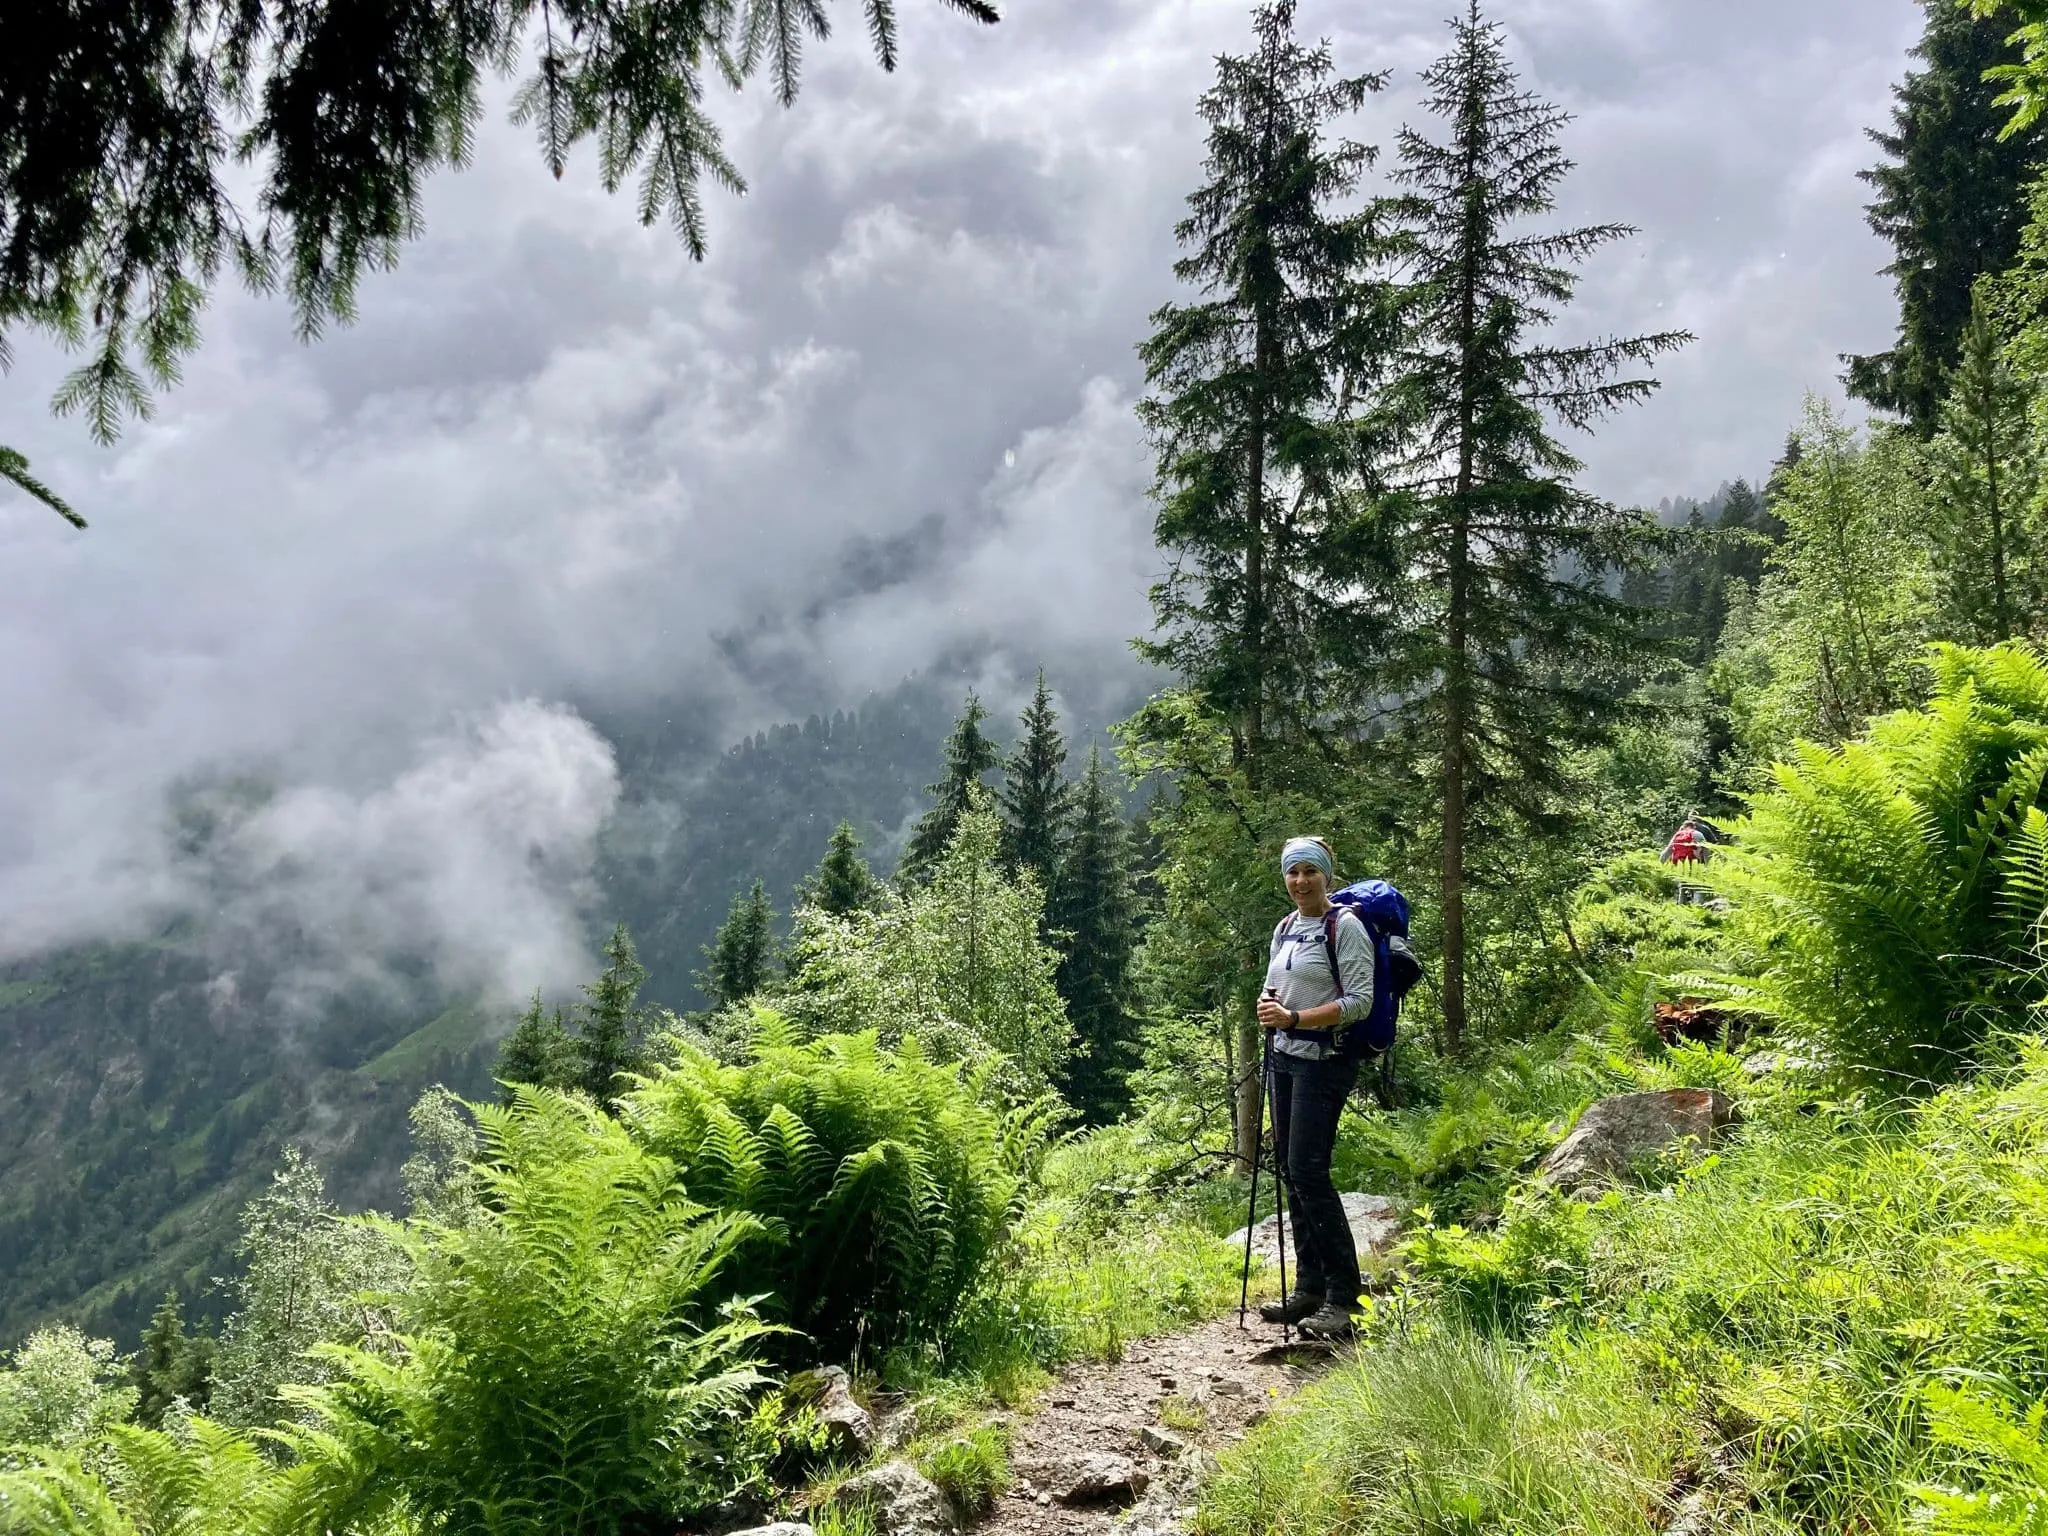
[0,0,1928,994]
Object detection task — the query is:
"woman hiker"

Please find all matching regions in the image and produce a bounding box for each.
[1255,835,1372,1342]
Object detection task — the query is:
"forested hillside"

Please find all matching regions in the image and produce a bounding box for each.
[18,4,2048,1536]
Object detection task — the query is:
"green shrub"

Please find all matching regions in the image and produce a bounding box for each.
[0,1328,134,1455]
[1712,642,2048,1090]
[916,1423,1011,1519]
[299,1086,775,1536]
[1402,1188,1598,1334]
[623,1020,1057,1367]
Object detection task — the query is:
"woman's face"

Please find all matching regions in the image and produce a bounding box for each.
[1285,861,1329,909]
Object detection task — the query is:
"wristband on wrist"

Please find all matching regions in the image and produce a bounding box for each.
[1289,1009,1300,1027]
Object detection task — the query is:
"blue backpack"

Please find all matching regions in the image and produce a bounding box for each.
[1322,879,1424,1062]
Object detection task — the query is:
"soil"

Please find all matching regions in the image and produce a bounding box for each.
[975,1311,1340,1536]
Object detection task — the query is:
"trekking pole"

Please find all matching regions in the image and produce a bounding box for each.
[1236,1015,1269,1327]
[1271,1042,1290,1346]
[1237,1019,1273,1328]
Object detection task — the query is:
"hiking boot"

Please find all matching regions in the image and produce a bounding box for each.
[1297,1302,1357,1342]
[1257,1291,1322,1325]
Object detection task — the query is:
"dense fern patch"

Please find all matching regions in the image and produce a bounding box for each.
[624,1016,1057,1367]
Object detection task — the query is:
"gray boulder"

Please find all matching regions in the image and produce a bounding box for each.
[1225,1192,1401,1265]
[1539,1088,1738,1191]
[829,1460,959,1535]
[788,1366,874,1459]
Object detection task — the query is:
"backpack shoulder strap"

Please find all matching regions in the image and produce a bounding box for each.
[1322,909,1343,994]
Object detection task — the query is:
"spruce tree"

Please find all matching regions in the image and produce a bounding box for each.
[1928,287,2039,641]
[699,881,776,1007]
[1138,0,1387,791]
[129,1287,215,1428]
[999,671,1072,890]
[496,992,575,1098]
[803,822,880,917]
[578,923,649,1104]
[1364,3,1689,1051]
[1847,0,2048,430]
[1049,749,1139,1126]
[901,695,1002,883]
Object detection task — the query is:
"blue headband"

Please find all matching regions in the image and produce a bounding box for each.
[1281,837,1335,882]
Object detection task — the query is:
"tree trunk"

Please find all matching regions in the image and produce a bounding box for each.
[1441,503,1470,1058]
[1987,394,2012,640]
[1440,88,1484,1059]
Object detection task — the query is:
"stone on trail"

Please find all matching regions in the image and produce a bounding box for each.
[829,1459,958,1534]
[1140,1424,1188,1457]
[726,1526,815,1536]
[787,1365,875,1459]
[1029,1451,1150,1506]
[1224,1192,1402,1265]
[1539,1088,1739,1191]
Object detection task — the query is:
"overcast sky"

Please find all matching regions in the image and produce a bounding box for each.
[0,0,1922,996]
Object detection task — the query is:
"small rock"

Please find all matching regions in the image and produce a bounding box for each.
[1140,1425,1188,1457]
[830,1460,958,1535]
[1035,1452,1150,1506]
[1539,1089,1740,1191]
[726,1526,815,1536]
[1035,1493,1051,1507]
[787,1366,875,1460]
[1226,1192,1403,1266]
[1211,1379,1246,1398]
[1157,1374,1178,1390]
[1050,1396,1077,1409]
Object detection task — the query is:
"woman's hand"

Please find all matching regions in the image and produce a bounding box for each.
[1257,995,1292,1030]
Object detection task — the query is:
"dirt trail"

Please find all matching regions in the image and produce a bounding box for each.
[976,1312,1337,1536]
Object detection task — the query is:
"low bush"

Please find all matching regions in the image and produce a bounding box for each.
[624,1018,1058,1368]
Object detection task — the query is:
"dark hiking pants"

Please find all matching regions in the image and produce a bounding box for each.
[1269,1048,1362,1307]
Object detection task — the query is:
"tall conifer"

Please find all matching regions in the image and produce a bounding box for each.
[1849,0,2047,429]
[1363,3,1688,1051]
[1050,749,1139,1125]
[129,1287,215,1428]
[901,695,1001,883]
[698,883,775,1008]
[1000,671,1072,890]
[497,992,575,1098]
[1928,288,2039,641]
[579,923,649,1104]
[1137,1,1388,787]
[803,822,880,917]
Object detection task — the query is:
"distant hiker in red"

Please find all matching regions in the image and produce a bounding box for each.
[1662,813,1708,902]
[1663,821,1705,866]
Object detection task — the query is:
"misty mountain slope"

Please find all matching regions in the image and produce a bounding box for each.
[0,666,1146,1349]
[595,682,957,1008]
[0,938,498,1347]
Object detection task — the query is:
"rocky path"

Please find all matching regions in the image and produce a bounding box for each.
[976,1312,1336,1536]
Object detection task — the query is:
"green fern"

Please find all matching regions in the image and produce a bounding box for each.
[1710,642,2048,1090]
[624,1012,1053,1365]
[289,1086,776,1535]
[0,1419,345,1536]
